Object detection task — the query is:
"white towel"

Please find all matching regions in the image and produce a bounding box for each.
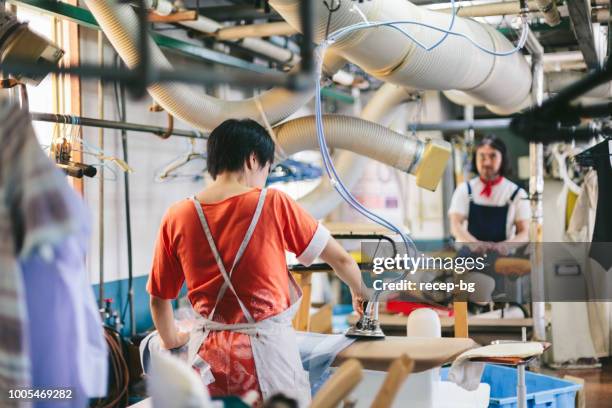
[448,342,544,391]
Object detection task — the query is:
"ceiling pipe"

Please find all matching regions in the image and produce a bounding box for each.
[180,16,299,65]
[437,1,540,17]
[215,22,297,40]
[534,0,562,26]
[149,0,300,65]
[593,8,610,24]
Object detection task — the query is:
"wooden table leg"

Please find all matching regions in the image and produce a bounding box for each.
[454,301,469,338]
[292,272,312,331]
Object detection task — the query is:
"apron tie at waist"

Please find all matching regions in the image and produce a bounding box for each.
[194,317,292,336]
[195,320,259,336]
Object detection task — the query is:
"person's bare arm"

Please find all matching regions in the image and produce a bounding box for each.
[504,219,530,243]
[150,295,189,349]
[449,212,480,243]
[318,238,365,315]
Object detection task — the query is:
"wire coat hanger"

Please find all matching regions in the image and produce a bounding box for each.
[155,136,207,182]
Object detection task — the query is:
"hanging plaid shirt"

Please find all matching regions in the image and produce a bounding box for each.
[0,101,87,406]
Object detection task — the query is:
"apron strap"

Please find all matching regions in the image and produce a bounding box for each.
[191,188,268,324]
[210,188,268,321]
[466,181,473,201]
[509,185,521,202]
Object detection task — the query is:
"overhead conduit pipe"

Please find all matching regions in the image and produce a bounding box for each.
[83,0,312,130]
[148,0,300,65]
[295,83,416,218]
[269,0,533,115]
[546,71,612,99]
[177,16,300,66]
[534,0,561,27]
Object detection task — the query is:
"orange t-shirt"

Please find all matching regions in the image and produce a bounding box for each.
[147,188,329,398]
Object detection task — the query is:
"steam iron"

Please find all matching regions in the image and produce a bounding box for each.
[345,299,385,339]
[345,314,385,339]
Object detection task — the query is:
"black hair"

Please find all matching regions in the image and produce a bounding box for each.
[206,118,275,180]
[471,134,512,177]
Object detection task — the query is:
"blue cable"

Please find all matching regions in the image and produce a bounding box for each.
[313,5,529,299]
[327,4,528,57]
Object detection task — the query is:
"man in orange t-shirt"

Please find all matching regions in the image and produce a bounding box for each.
[147,119,365,405]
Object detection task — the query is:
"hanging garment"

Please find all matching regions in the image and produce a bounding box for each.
[567,169,598,242]
[148,187,330,406]
[573,140,612,270]
[187,189,311,406]
[0,101,32,402]
[0,101,107,407]
[20,236,108,407]
[567,170,611,358]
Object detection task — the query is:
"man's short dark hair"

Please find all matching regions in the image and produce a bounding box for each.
[206,119,275,180]
[471,134,512,177]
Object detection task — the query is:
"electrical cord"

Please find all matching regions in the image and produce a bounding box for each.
[114,53,135,336]
[91,327,130,408]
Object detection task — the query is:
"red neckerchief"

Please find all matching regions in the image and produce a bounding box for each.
[479,176,503,197]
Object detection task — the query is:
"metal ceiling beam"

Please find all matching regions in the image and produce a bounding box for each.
[30,112,206,139]
[8,0,276,74]
[406,118,512,132]
[566,0,600,69]
[195,4,282,22]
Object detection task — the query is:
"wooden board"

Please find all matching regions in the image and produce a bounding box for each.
[148,10,198,23]
[334,336,477,372]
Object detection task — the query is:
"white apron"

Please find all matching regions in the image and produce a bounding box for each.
[187,188,311,407]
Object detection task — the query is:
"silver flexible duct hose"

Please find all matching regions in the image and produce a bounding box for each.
[275,114,422,175]
[275,114,450,194]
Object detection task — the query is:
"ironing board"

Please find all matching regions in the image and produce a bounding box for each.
[333,336,478,372]
[467,341,550,365]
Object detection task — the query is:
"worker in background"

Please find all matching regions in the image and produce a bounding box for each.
[449,135,529,250]
[448,135,530,301]
[147,119,365,406]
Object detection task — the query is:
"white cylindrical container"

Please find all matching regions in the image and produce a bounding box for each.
[406,308,442,338]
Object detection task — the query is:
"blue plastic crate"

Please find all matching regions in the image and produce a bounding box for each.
[441,364,581,408]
